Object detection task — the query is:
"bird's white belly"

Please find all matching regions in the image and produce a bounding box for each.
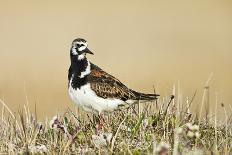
[68,83,124,114]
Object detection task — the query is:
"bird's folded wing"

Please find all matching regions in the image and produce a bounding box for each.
[88,63,136,101]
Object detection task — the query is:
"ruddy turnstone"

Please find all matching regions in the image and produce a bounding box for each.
[68,38,159,115]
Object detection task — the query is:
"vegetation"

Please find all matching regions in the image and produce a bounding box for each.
[0,84,231,154]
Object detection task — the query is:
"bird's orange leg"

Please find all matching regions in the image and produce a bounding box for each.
[96,113,106,134]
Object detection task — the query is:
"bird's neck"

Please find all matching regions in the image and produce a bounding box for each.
[70,55,89,76]
[69,55,90,89]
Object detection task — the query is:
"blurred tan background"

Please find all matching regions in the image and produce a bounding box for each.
[0,0,231,119]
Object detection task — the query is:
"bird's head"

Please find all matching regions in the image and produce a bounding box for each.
[70,38,93,60]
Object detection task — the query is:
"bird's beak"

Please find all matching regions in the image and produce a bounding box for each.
[85,47,94,55]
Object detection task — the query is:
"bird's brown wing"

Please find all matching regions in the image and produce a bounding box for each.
[87,63,137,101]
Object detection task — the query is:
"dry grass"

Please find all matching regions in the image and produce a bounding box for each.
[0,85,232,154]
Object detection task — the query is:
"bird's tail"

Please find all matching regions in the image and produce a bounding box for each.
[130,90,160,101]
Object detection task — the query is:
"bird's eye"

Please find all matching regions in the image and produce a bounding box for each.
[76,44,84,48]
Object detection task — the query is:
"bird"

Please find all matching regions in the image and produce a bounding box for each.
[68,38,159,115]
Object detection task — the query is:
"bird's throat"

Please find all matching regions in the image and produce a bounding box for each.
[70,56,88,75]
[69,56,90,89]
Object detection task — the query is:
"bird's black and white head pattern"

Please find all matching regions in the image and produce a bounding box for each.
[71,38,93,60]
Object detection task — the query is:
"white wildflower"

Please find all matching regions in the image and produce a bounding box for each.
[175,127,183,134]
[28,145,37,154]
[195,132,201,138]
[192,124,199,131]
[29,144,48,154]
[187,131,194,138]
[92,135,107,148]
[37,145,48,153]
[102,132,113,144]
[186,123,194,130]
[92,132,112,148]
[185,123,200,138]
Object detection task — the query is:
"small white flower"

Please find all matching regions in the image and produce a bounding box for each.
[102,132,112,144]
[29,144,48,154]
[92,132,113,148]
[187,131,194,138]
[37,144,48,153]
[175,127,183,134]
[192,124,199,131]
[28,145,37,154]
[186,123,193,130]
[195,132,201,138]
[92,135,107,148]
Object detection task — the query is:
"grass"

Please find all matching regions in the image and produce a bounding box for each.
[0,85,232,154]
